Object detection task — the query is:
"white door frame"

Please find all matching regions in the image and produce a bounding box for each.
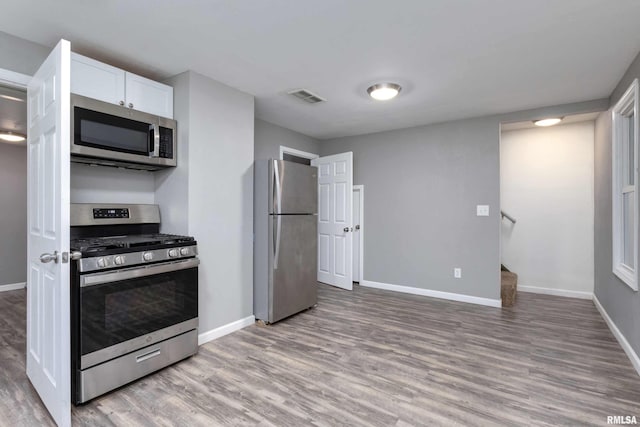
[0,68,31,89]
[353,185,364,283]
[279,145,319,161]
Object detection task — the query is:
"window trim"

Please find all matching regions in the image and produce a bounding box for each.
[612,78,639,291]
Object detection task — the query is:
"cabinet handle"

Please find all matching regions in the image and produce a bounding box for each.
[119,100,125,106]
[128,103,134,109]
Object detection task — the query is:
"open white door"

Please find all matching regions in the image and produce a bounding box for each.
[311,152,353,290]
[27,39,71,427]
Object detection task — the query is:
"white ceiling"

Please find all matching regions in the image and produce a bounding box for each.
[2,0,640,139]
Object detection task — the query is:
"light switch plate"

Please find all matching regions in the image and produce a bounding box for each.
[476,205,490,216]
[454,268,462,278]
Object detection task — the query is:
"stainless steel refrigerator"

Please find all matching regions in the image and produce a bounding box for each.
[254,159,318,323]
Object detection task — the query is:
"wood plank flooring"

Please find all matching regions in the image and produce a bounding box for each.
[1,285,639,426]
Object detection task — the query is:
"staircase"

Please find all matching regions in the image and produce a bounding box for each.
[500,210,518,307]
[500,264,518,307]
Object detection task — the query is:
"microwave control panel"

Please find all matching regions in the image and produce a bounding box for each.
[159,128,173,159]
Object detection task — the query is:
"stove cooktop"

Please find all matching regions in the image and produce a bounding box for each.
[71,233,195,256]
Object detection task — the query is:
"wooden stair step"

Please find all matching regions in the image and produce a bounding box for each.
[501,271,518,307]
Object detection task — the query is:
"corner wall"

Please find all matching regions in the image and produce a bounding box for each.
[157,71,255,337]
[0,143,27,286]
[594,50,640,358]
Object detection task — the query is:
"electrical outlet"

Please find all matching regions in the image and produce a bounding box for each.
[476,205,490,216]
[454,268,462,279]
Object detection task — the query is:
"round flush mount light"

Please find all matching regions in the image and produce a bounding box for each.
[0,131,26,143]
[533,117,563,127]
[367,83,402,101]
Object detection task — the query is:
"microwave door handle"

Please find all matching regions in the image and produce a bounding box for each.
[150,122,160,158]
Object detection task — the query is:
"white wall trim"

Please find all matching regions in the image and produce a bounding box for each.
[353,185,364,283]
[518,285,593,300]
[0,68,30,89]
[360,280,502,308]
[279,145,319,161]
[198,315,255,346]
[0,282,26,292]
[593,295,640,377]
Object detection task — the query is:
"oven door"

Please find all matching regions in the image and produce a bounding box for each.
[78,258,198,369]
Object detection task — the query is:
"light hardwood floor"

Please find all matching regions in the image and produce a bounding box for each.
[1,285,639,426]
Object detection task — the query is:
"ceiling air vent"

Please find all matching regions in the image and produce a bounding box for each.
[287,89,326,104]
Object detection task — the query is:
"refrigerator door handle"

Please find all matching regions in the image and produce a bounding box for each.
[274,215,281,269]
[274,160,282,215]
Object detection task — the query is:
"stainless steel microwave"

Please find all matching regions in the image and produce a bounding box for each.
[70,94,177,170]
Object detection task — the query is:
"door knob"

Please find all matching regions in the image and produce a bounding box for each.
[40,251,59,264]
[128,103,134,109]
[343,227,353,232]
[119,100,125,106]
[355,225,360,230]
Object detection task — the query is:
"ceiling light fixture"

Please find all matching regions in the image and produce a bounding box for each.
[533,117,563,127]
[0,131,26,143]
[0,94,25,102]
[367,83,402,101]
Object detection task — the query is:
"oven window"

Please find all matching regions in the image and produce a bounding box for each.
[74,107,151,155]
[80,267,198,356]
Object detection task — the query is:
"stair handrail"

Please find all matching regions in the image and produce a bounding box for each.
[501,210,516,224]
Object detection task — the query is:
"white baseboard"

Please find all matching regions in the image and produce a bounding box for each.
[518,285,593,300]
[593,295,640,377]
[0,282,26,292]
[198,315,255,346]
[360,280,502,308]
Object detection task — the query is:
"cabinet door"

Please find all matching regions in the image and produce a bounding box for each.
[70,53,125,105]
[125,72,174,118]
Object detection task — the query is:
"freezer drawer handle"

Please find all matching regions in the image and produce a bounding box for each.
[136,349,161,363]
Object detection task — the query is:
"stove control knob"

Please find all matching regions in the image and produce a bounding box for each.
[97,258,107,268]
[143,252,154,262]
[180,247,190,256]
[168,249,179,258]
[114,255,125,265]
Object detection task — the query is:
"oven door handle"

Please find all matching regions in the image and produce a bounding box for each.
[80,258,200,288]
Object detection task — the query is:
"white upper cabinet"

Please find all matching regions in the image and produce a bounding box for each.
[70,53,174,118]
[71,53,125,105]
[125,73,173,118]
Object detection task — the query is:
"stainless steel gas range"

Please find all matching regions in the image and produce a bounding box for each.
[70,203,199,404]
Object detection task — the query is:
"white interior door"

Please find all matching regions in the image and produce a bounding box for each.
[311,152,353,290]
[352,186,362,282]
[27,39,71,427]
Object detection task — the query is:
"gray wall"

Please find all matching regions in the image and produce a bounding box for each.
[320,100,608,302]
[594,50,640,356]
[254,118,319,162]
[321,117,502,300]
[0,31,49,76]
[70,164,156,204]
[157,71,255,335]
[0,143,27,285]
